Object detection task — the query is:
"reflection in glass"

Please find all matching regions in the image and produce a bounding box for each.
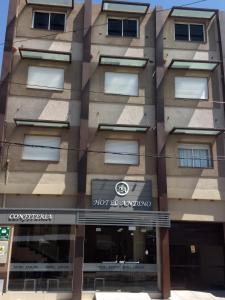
[83,226,157,292]
[9,225,73,291]
[33,12,49,30]
[175,24,189,41]
[108,19,122,36]
[190,25,204,42]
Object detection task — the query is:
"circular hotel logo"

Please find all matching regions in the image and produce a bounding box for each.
[115,181,129,196]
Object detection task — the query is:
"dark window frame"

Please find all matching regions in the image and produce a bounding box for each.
[107,17,139,38]
[32,11,66,32]
[175,23,205,42]
[177,143,213,169]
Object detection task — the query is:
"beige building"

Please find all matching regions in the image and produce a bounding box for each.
[0,1,225,300]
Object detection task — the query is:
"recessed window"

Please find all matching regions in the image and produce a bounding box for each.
[108,18,138,37]
[175,23,204,42]
[22,135,60,161]
[175,77,208,99]
[105,140,139,165]
[105,72,138,96]
[178,144,212,168]
[27,66,64,91]
[33,12,66,31]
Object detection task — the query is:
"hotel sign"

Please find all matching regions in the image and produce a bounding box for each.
[92,180,152,211]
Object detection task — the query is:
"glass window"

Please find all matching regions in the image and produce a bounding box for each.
[83,226,157,292]
[108,18,138,37]
[108,18,122,36]
[27,66,64,91]
[175,77,208,99]
[190,24,204,42]
[104,72,138,96]
[178,144,212,168]
[123,19,137,37]
[9,225,73,291]
[33,12,65,31]
[33,12,49,30]
[175,23,204,42]
[105,140,139,165]
[175,24,189,41]
[50,13,65,31]
[22,135,60,161]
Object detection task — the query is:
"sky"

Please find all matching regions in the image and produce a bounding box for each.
[0,0,9,74]
[0,0,224,75]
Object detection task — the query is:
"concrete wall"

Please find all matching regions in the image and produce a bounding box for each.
[163,13,225,221]
[0,1,84,197]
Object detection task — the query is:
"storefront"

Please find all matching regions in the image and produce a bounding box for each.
[0,180,170,295]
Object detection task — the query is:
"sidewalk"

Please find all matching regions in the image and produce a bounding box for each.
[170,290,225,300]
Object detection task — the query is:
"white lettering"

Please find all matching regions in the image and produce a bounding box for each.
[8,213,53,222]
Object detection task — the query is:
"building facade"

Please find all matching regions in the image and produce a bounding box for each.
[0,1,225,300]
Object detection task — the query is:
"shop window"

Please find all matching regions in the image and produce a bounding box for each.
[104,72,138,96]
[83,226,157,292]
[178,144,212,168]
[175,23,204,42]
[9,225,73,291]
[22,135,60,161]
[27,66,64,91]
[108,18,138,37]
[175,76,208,99]
[105,140,139,165]
[33,12,66,31]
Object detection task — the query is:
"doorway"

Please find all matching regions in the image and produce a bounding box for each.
[170,222,225,290]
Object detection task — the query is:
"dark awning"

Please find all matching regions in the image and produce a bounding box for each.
[26,0,73,8]
[14,119,70,128]
[98,124,150,132]
[170,7,217,20]
[170,127,225,136]
[99,55,148,68]
[1,209,170,228]
[19,48,71,63]
[168,59,220,71]
[102,0,149,14]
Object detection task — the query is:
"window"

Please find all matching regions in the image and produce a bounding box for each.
[104,72,138,96]
[33,12,65,31]
[175,23,204,42]
[178,144,212,168]
[175,77,208,99]
[105,140,138,165]
[22,135,60,161]
[9,225,72,291]
[27,66,64,91]
[108,18,138,37]
[83,226,156,292]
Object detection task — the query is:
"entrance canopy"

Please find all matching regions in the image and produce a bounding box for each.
[0,208,170,228]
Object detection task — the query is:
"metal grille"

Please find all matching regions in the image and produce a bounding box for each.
[76,210,170,228]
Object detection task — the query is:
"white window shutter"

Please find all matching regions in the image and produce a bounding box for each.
[175,77,208,99]
[105,140,138,165]
[105,72,138,96]
[27,66,64,91]
[22,135,60,161]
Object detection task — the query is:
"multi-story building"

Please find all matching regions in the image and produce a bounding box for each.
[0,1,225,300]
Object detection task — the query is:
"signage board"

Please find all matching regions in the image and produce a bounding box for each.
[10,263,73,272]
[92,180,152,211]
[0,241,9,264]
[8,214,53,222]
[83,263,157,273]
[0,227,10,240]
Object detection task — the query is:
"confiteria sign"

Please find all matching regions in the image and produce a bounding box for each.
[8,214,53,222]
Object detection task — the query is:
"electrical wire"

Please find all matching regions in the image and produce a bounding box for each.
[5,80,225,104]
[0,140,224,163]
[0,0,209,47]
